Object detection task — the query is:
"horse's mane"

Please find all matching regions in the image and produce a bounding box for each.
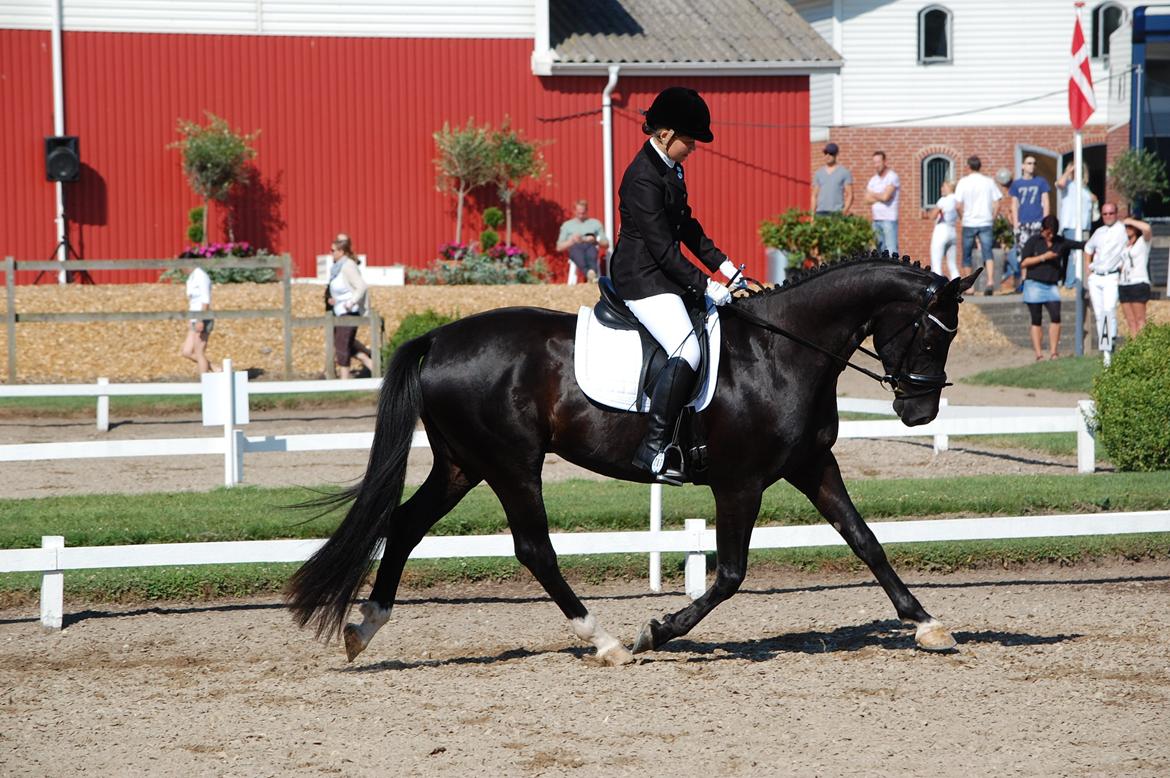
[742,250,935,303]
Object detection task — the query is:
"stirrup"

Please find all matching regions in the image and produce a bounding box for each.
[650,444,687,486]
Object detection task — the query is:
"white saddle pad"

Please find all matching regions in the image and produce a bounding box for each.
[573,300,721,413]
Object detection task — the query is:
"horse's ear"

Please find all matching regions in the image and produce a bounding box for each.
[954,268,983,297]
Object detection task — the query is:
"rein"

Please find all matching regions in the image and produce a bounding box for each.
[723,276,956,397]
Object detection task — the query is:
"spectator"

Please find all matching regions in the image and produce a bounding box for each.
[864,151,900,254]
[557,199,609,284]
[1056,162,1098,286]
[1083,203,1126,367]
[1019,215,1081,360]
[1119,215,1153,337]
[1008,157,1052,293]
[995,168,1020,291]
[954,155,1002,294]
[924,179,959,279]
[180,264,221,374]
[811,143,854,216]
[326,233,375,380]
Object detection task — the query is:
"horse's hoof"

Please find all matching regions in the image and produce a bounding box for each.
[599,644,635,666]
[915,619,957,651]
[632,621,658,654]
[343,624,366,662]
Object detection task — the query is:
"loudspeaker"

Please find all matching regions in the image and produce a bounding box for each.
[45,136,80,182]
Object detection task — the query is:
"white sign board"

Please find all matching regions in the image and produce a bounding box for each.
[201,370,250,426]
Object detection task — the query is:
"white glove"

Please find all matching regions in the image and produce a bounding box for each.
[706,278,733,307]
[719,260,748,290]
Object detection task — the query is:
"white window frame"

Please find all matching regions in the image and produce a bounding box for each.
[1091,2,1126,62]
[918,5,953,65]
[921,154,955,209]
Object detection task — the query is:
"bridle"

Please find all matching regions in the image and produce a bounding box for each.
[723,275,958,399]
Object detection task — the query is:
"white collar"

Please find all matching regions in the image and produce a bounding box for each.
[648,139,676,169]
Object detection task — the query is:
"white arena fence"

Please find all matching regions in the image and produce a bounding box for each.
[6,510,1170,631]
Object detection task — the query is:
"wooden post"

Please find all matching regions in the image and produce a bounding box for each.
[324,313,335,379]
[5,256,16,383]
[281,254,293,379]
[649,483,663,592]
[370,310,383,377]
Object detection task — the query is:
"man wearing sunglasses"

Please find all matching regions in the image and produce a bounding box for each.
[1082,203,1125,366]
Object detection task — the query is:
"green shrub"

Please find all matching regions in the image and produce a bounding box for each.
[1092,323,1170,471]
[479,228,500,251]
[186,206,205,244]
[408,242,549,284]
[482,206,504,230]
[759,208,874,267]
[381,309,458,365]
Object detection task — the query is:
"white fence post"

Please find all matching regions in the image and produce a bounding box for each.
[96,377,109,432]
[234,429,247,484]
[222,358,237,487]
[649,483,662,592]
[684,518,707,600]
[1077,399,1096,474]
[933,397,949,453]
[40,535,64,630]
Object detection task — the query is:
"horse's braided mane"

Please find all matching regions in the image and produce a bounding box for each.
[742,250,934,302]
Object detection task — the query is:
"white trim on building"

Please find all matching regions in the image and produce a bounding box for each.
[0,0,536,38]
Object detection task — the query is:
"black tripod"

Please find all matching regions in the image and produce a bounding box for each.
[35,210,92,284]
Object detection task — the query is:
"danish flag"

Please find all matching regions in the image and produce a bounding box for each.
[1069,12,1096,129]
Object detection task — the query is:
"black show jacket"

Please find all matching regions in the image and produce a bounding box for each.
[609,141,728,301]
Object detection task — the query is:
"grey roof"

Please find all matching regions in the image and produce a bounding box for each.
[549,0,840,66]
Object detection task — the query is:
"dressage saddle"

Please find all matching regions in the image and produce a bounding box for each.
[593,277,711,481]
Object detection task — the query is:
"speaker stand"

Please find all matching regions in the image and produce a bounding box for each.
[34,213,92,285]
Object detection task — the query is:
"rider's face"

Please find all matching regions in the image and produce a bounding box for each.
[661,131,696,163]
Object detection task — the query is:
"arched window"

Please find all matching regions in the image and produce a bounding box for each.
[921,154,954,208]
[918,6,952,65]
[1091,2,1126,60]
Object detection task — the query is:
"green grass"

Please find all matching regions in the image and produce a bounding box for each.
[951,432,1078,458]
[962,355,1103,394]
[3,473,1167,603]
[0,390,376,418]
[3,473,1169,551]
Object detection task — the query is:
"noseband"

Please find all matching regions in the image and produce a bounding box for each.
[724,276,957,398]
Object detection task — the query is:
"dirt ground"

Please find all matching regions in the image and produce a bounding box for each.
[4,286,1165,776]
[2,561,1168,776]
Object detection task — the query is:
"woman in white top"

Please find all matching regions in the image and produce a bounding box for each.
[1119,216,1153,337]
[327,234,375,379]
[925,180,959,279]
[180,265,220,374]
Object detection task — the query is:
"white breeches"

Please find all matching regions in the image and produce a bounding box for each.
[930,224,958,278]
[1087,273,1119,352]
[624,293,702,370]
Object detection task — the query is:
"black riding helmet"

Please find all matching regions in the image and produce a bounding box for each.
[643,87,714,143]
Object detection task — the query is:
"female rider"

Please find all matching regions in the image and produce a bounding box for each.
[608,86,744,482]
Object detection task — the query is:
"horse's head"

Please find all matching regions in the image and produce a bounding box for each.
[872,269,981,426]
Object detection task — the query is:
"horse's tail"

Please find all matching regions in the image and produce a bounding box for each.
[285,331,433,640]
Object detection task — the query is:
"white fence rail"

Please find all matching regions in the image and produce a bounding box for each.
[6,510,1169,630]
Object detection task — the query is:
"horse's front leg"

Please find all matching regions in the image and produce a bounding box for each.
[633,485,761,654]
[788,452,956,651]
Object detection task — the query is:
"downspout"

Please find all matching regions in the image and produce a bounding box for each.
[52,0,66,284]
[601,64,620,273]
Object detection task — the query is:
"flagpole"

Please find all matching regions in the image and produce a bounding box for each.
[1072,1,1087,357]
[1074,129,1085,357]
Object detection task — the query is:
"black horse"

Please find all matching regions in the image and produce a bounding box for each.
[288,253,979,665]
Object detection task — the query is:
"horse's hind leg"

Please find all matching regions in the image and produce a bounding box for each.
[788,452,956,651]
[343,457,478,661]
[633,485,761,653]
[490,475,634,667]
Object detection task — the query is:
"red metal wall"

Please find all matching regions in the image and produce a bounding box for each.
[0,29,810,284]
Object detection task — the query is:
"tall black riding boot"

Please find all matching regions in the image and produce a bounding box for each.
[632,357,697,483]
